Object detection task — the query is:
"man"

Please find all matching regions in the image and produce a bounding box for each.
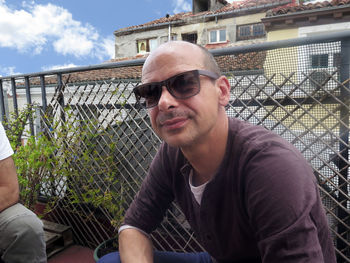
[99,41,336,262]
[0,122,47,263]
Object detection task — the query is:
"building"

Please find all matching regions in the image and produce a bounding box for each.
[112,0,294,59]
[261,0,350,94]
[263,0,350,41]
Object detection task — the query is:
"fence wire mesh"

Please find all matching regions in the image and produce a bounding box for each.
[1,36,350,262]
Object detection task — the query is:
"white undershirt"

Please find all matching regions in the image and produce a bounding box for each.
[119,169,209,235]
[189,169,209,205]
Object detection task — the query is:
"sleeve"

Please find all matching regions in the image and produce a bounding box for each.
[244,141,332,262]
[0,122,14,160]
[123,143,175,234]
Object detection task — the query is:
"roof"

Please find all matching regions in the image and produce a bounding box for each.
[266,0,350,16]
[263,0,350,29]
[114,0,293,35]
[216,52,266,72]
[19,50,265,87]
[16,65,144,87]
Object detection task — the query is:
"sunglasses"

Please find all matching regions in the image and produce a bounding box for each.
[133,69,220,108]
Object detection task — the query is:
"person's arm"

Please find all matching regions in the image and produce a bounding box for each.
[119,143,176,262]
[119,228,153,263]
[245,142,336,262]
[0,156,19,212]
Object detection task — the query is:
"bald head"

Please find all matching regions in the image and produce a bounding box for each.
[142,41,221,82]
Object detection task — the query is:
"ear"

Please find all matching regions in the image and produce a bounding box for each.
[216,76,231,106]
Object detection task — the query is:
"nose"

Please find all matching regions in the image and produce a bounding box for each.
[157,86,178,111]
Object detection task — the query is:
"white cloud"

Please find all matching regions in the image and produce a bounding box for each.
[53,31,95,57]
[41,63,79,71]
[96,36,115,60]
[0,66,21,77]
[173,0,191,13]
[0,1,113,60]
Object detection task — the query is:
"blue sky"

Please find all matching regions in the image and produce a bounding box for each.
[0,0,200,76]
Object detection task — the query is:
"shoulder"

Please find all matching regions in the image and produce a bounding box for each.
[148,142,186,183]
[228,117,299,159]
[151,142,185,168]
[227,117,316,192]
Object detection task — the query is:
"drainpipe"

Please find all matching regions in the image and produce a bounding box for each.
[166,14,171,41]
[169,23,171,41]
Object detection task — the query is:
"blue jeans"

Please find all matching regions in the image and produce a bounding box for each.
[98,251,213,263]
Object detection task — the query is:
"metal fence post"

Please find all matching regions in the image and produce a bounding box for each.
[40,75,47,112]
[338,37,350,256]
[25,76,35,136]
[0,79,5,122]
[11,78,18,118]
[57,73,66,122]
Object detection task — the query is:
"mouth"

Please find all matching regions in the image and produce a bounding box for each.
[160,117,188,131]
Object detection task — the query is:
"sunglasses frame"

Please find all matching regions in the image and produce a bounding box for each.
[133,69,220,108]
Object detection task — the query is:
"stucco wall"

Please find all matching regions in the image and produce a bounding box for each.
[235,13,266,26]
[115,27,170,58]
[267,28,298,41]
[114,12,267,58]
[264,28,299,84]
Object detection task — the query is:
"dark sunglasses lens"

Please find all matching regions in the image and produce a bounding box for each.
[136,84,162,108]
[169,71,200,99]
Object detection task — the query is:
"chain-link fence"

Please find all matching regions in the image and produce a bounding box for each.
[1,31,350,262]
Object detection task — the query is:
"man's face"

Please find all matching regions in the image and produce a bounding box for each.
[141,44,222,148]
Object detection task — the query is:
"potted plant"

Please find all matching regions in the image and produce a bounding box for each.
[4,105,57,214]
[48,107,127,254]
[93,237,119,262]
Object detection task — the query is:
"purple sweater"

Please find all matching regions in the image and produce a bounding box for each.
[124,117,336,262]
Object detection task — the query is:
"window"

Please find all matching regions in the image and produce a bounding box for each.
[209,29,226,43]
[333,53,341,69]
[309,54,330,89]
[149,39,157,51]
[237,23,265,40]
[182,33,198,44]
[137,38,158,54]
[311,54,329,68]
[160,34,177,44]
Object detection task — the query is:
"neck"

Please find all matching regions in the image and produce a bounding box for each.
[181,114,229,185]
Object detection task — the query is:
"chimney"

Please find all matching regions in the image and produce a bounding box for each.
[192,0,209,14]
[192,0,227,14]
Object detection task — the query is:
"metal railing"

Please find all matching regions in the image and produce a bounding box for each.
[1,31,350,262]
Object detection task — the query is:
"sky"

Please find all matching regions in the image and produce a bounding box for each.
[0,0,241,77]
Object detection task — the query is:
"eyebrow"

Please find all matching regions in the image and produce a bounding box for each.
[140,69,219,86]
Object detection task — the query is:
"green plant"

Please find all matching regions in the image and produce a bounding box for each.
[5,104,127,230]
[4,105,58,212]
[14,135,57,211]
[48,106,127,229]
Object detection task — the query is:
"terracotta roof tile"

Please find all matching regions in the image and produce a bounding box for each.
[115,0,292,34]
[25,49,265,86]
[23,66,143,86]
[216,52,266,72]
[266,0,350,17]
